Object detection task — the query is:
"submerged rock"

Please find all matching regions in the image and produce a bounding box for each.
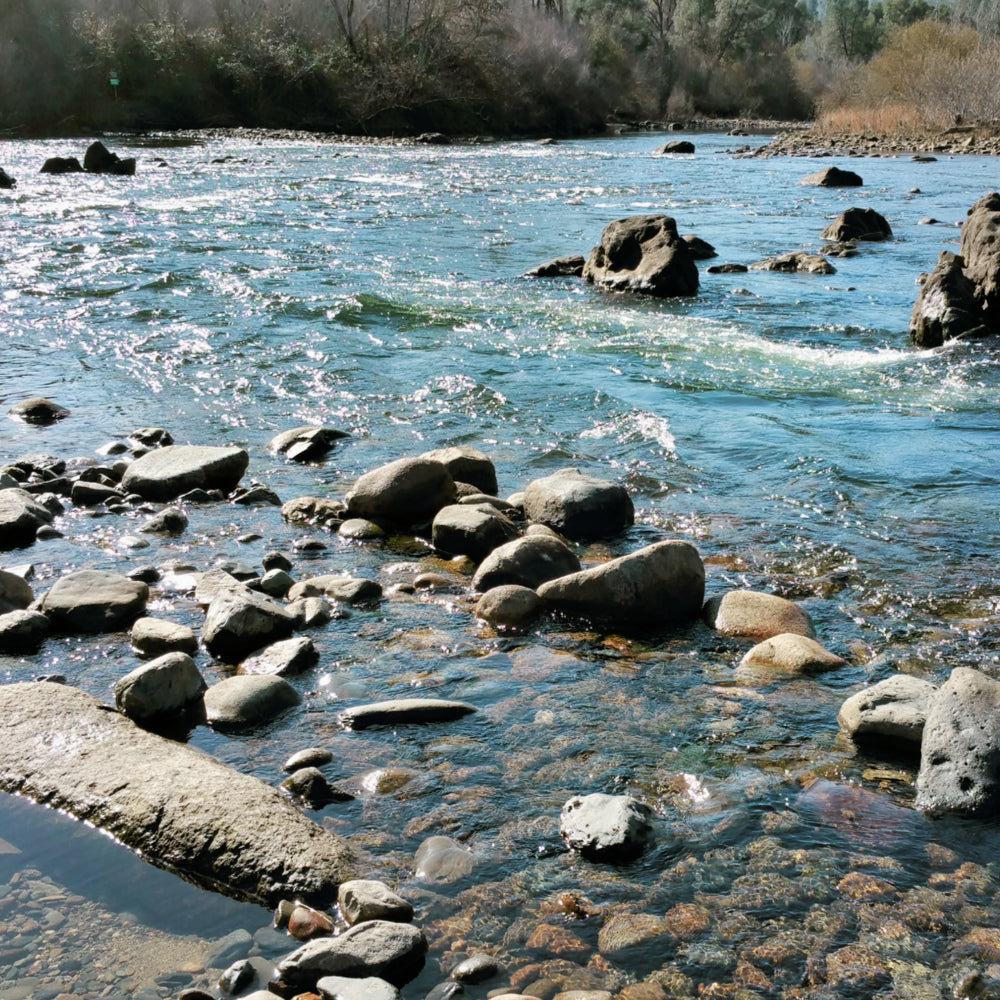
[121,445,249,501]
[0,681,355,905]
[340,698,477,730]
[414,835,475,882]
[560,792,653,861]
[583,214,699,297]
[916,667,1000,816]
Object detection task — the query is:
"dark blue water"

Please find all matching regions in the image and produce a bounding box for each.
[2,130,1000,997]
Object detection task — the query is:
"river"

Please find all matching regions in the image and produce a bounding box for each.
[1,129,999,999]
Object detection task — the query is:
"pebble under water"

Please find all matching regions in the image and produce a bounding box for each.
[1,129,1000,999]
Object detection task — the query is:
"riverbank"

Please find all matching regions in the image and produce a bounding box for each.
[752,122,1000,157]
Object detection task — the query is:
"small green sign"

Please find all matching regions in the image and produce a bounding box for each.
[110,78,120,87]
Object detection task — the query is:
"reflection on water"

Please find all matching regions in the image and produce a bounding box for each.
[1,130,1000,997]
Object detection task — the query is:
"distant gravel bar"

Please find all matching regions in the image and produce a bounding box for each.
[749,123,1000,158]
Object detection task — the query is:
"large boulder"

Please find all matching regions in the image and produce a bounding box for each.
[822,207,892,242]
[421,446,498,495]
[537,539,704,627]
[202,589,296,662]
[959,191,1000,328]
[800,166,863,187]
[83,140,136,176]
[0,682,355,905]
[582,215,699,297]
[473,533,580,591]
[338,880,414,926]
[345,457,456,526]
[522,468,633,539]
[0,488,54,548]
[204,674,302,728]
[39,570,148,633]
[526,255,586,278]
[121,445,249,501]
[431,503,519,562]
[0,167,16,189]
[916,667,1000,816]
[704,589,815,640]
[114,652,207,724]
[838,674,936,749]
[560,792,653,861]
[0,610,50,652]
[910,251,987,348]
[273,921,428,992]
[40,157,83,175]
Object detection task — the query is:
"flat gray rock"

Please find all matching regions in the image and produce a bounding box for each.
[130,616,199,657]
[340,698,477,730]
[917,667,1000,816]
[204,674,301,728]
[338,879,414,925]
[560,792,653,861]
[0,682,355,905]
[275,920,427,991]
[522,468,633,539]
[115,651,207,723]
[0,609,50,652]
[121,445,250,501]
[704,589,815,640]
[317,975,400,1000]
[345,456,456,526]
[240,636,318,676]
[0,488,54,549]
[202,588,296,662]
[537,539,704,628]
[839,674,936,747]
[39,569,148,633]
[472,533,580,592]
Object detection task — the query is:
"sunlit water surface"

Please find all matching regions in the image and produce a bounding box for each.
[2,131,1000,998]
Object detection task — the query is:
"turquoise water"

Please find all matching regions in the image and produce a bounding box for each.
[2,130,1000,997]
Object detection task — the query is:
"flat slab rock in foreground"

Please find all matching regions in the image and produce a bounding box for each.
[0,682,355,905]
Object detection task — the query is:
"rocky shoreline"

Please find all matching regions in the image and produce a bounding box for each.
[750,123,1000,158]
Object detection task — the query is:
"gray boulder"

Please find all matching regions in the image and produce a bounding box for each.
[346,457,456,526]
[317,975,400,1000]
[240,636,318,676]
[140,506,189,534]
[560,792,653,861]
[338,879,414,925]
[583,214,699,297]
[475,585,542,629]
[431,503,519,562]
[704,589,815,640]
[39,570,148,633]
[204,674,301,728]
[0,568,33,613]
[121,445,250,501]
[526,255,586,278]
[960,191,1000,328]
[202,589,296,662]
[40,157,83,175]
[7,397,69,424]
[800,166,863,187]
[472,533,580,591]
[910,251,987,348]
[0,681,355,905]
[0,609,50,652]
[683,234,717,259]
[838,674,936,748]
[269,426,350,462]
[822,207,892,242]
[0,167,16,189]
[522,468,633,539]
[340,698,477,730]
[421,446,498,495]
[0,488,54,548]
[286,574,382,605]
[274,920,427,991]
[749,252,835,274]
[537,539,705,628]
[115,652,207,723]
[916,667,1000,816]
[654,140,695,154]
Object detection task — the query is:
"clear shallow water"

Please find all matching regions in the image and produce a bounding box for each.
[2,130,1000,997]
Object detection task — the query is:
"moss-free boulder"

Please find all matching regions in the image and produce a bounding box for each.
[40,570,148,633]
[121,445,249,501]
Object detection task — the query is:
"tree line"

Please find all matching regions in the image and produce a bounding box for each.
[1,0,997,137]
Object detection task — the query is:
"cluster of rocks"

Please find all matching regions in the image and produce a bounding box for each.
[910,191,1000,347]
[752,122,1000,158]
[31,140,137,177]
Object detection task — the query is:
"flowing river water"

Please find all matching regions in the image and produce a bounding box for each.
[1,129,1000,999]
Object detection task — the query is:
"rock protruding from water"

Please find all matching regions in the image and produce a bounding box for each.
[739,633,845,674]
[273,920,428,991]
[345,457,456,526]
[0,681,355,905]
[240,636,318,676]
[0,488,55,549]
[339,879,415,926]
[316,975,400,1000]
[431,503,519,562]
[269,426,350,462]
[0,167,16,189]
[204,674,302,728]
[0,609,50,652]
[131,616,199,657]
[654,140,695,154]
[749,251,835,274]
[0,569,32,613]
[523,468,634,539]
[822,207,892,242]
[801,166,863,187]
[421,446,499,495]
[115,651,207,724]
[121,445,250,501]
[526,255,586,278]
[960,191,1000,328]
[340,698,477,730]
[916,667,1000,816]
[704,589,815,639]
[910,251,987,347]
[560,792,653,861]
[7,397,70,424]
[41,157,83,175]
[838,674,936,748]
[414,835,475,882]
[84,140,137,176]
[473,533,581,591]
[202,588,296,662]
[583,214,699,297]
[475,584,543,629]
[537,539,704,628]
[39,569,148,633]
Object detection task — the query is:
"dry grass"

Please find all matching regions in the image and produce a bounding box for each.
[816,102,946,135]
